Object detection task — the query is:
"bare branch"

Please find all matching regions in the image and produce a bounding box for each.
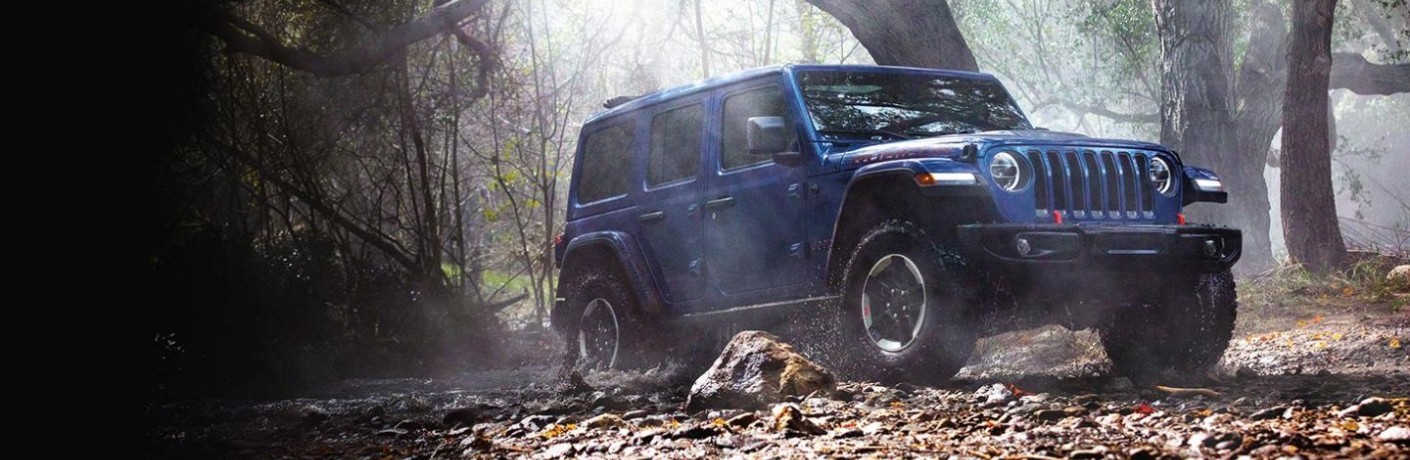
[201,0,490,77]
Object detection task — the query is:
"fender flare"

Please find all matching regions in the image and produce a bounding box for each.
[557,231,665,324]
[824,158,989,288]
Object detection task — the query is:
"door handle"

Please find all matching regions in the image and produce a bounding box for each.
[638,210,666,223]
[705,196,736,210]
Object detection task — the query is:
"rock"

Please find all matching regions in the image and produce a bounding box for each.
[1035,409,1070,421]
[443,407,480,426]
[1250,406,1287,420]
[1387,265,1410,290]
[544,443,575,457]
[520,415,555,430]
[1070,448,1105,459]
[1355,397,1393,417]
[976,383,1014,406]
[557,369,594,395]
[459,436,492,452]
[684,330,837,411]
[770,402,825,436]
[621,409,649,420]
[582,413,626,430]
[1187,432,1215,448]
[1378,426,1410,444]
[300,405,330,425]
[592,394,630,410]
[670,424,721,440]
[1127,447,1156,460]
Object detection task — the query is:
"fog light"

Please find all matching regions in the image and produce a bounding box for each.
[1202,239,1218,257]
[1016,238,1032,256]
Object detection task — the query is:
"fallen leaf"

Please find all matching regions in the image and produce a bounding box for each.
[1135,404,1154,415]
[1332,332,1344,341]
[1391,338,1402,349]
[1342,287,1355,297]
[1341,420,1360,431]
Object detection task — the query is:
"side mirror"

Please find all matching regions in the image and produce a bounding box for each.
[747,116,798,162]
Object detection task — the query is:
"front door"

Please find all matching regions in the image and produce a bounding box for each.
[705,84,810,305]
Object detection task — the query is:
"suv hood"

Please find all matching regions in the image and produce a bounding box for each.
[833,130,1168,167]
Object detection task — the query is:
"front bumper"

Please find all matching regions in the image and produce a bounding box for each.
[957,223,1241,272]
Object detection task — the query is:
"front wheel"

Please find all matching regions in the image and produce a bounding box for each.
[1100,270,1237,380]
[838,221,977,383]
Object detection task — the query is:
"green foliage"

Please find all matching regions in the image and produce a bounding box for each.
[1242,256,1409,315]
[1331,134,1385,220]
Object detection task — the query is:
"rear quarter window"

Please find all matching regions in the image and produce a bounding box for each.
[647,103,704,187]
[576,122,636,204]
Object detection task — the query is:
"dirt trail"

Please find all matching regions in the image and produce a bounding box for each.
[147,307,1408,459]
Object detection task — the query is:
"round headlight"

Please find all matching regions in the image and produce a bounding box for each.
[1149,157,1175,196]
[989,151,1025,192]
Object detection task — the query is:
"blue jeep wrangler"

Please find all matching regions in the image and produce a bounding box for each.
[553,65,1240,381]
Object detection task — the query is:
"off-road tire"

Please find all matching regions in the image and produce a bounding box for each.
[558,267,662,370]
[1100,269,1237,380]
[838,220,977,384]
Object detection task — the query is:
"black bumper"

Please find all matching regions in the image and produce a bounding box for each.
[957,223,1241,272]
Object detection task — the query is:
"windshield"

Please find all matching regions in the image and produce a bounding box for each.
[799,70,1031,140]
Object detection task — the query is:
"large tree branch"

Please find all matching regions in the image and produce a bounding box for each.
[805,0,978,71]
[1057,100,1159,123]
[1330,52,1410,95]
[201,0,490,77]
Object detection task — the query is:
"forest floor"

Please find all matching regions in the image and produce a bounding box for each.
[147,282,1409,459]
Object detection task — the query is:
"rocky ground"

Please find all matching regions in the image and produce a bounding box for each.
[147,292,1408,459]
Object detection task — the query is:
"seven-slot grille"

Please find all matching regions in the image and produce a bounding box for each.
[1020,148,1159,219]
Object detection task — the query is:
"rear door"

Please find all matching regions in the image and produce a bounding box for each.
[634,99,708,305]
[704,83,811,305]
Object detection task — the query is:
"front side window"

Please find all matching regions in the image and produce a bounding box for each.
[648,103,703,187]
[721,86,793,170]
[577,122,635,203]
[799,71,1031,140]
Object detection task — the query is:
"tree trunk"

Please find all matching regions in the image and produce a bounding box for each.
[1152,1,1261,267]
[694,0,711,78]
[1228,1,1287,273]
[1281,0,1346,273]
[795,0,820,63]
[805,0,977,71]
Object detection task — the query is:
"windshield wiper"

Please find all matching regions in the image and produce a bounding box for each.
[816,129,915,140]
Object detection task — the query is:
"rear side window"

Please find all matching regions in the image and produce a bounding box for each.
[577,122,635,203]
[647,103,703,187]
[721,86,792,170]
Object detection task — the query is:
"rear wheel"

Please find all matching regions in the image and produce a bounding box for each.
[839,221,977,383]
[558,267,659,370]
[1100,270,1237,380]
